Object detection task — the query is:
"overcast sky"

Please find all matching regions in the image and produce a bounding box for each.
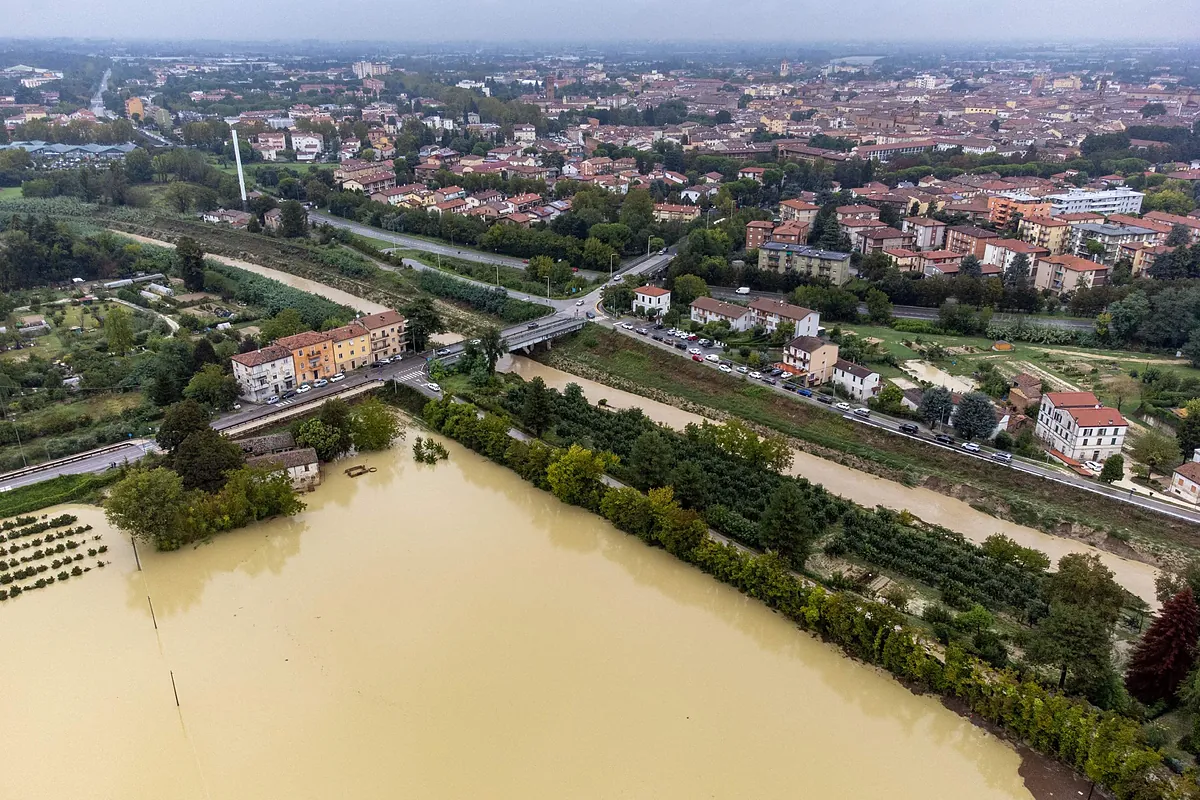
[5,0,1198,43]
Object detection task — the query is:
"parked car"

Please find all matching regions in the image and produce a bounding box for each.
[585,311,596,319]
[281,390,296,400]
[692,354,703,362]
[621,322,634,330]
[962,442,981,453]
[232,403,241,410]
[783,384,798,392]
[718,364,733,373]
[748,370,762,380]
[330,373,345,383]
[435,348,451,356]
[853,407,871,418]
[653,323,664,330]
[1083,460,1104,473]
[687,334,698,341]
[797,387,813,397]
[296,385,312,394]
[425,382,441,393]
[769,368,783,377]
[673,341,687,350]
[636,328,648,335]
[934,433,954,445]
[651,334,664,342]
[763,378,777,386]
[835,402,851,411]
[736,365,748,374]
[266,395,280,405]
[898,423,918,435]
[313,379,329,388]
[705,354,719,363]
[689,347,702,355]
[816,394,834,405]
[991,451,1013,464]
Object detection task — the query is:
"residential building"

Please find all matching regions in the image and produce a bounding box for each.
[1169,452,1200,505]
[745,220,774,250]
[328,321,373,373]
[1121,243,1174,277]
[770,221,809,245]
[342,169,395,194]
[779,198,820,226]
[748,298,819,338]
[1069,223,1157,266]
[236,432,297,457]
[832,360,882,401]
[982,238,1050,272]
[633,285,671,317]
[1035,391,1127,462]
[246,447,322,491]
[291,133,324,162]
[858,226,913,254]
[357,310,408,360]
[835,205,880,222]
[689,297,753,331]
[1034,254,1109,296]
[1046,188,1144,217]
[278,330,337,383]
[513,124,537,143]
[902,217,947,250]
[231,344,297,403]
[757,242,852,285]
[125,97,144,120]
[1143,211,1200,244]
[783,336,838,386]
[1018,215,1071,255]
[1008,373,1042,413]
[987,194,1052,228]
[945,225,1000,258]
[915,250,963,275]
[653,203,700,223]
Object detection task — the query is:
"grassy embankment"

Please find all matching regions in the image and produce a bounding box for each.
[545,325,1199,557]
[0,472,120,517]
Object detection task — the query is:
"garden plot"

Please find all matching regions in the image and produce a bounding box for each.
[901,360,978,394]
[0,513,109,604]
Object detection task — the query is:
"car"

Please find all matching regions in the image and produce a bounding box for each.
[797,387,814,397]
[654,323,665,330]
[527,322,539,329]
[687,334,698,341]
[576,299,585,306]
[991,451,1013,464]
[232,403,241,410]
[961,442,981,453]
[853,407,871,418]
[835,402,851,411]
[651,334,664,342]
[735,287,751,295]
[330,373,345,382]
[636,328,648,335]
[698,339,712,348]
[763,378,777,386]
[705,354,719,363]
[748,371,762,380]
[689,347,702,355]
[282,390,296,400]
[659,248,668,255]
[692,354,703,362]
[296,385,312,394]
[266,395,280,405]
[934,433,954,445]
[435,348,451,356]
[816,394,834,405]
[898,423,919,435]
[783,384,798,392]
[585,311,596,319]
[621,322,634,330]
[313,378,329,388]
[1083,460,1104,473]
[718,364,733,373]
[425,382,442,393]
[673,341,687,350]
[736,365,748,374]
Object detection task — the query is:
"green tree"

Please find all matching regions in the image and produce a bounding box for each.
[959,254,982,278]
[1178,399,1200,460]
[157,398,210,452]
[278,200,308,238]
[758,482,819,567]
[1026,601,1115,691]
[173,428,245,492]
[872,382,904,415]
[259,308,307,342]
[672,274,709,307]
[295,418,347,462]
[546,444,616,511]
[104,305,134,356]
[918,386,953,427]
[105,467,186,551]
[629,430,674,488]
[1125,588,1200,705]
[124,147,153,182]
[478,325,507,375]
[599,485,654,539]
[147,339,197,406]
[952,391,998,441]
[619,188,655,233]
[176,236,206,292]
[520,376,553,435]
[351,396,402,451]
[580,236,618,272]
[1099,453,1125,484]
[401,297,446,353]
[865,288,892,324]
[184,363,240,410]
[1132,430,1182,477]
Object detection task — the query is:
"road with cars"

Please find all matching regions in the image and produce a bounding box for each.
[0,440,157,493]
[601,313,1200,525]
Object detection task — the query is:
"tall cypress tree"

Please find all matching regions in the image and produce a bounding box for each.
[1125,588,1200,704]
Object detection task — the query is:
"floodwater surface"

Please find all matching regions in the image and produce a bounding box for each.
[2,433,1034,800]
[505,356,1161,605]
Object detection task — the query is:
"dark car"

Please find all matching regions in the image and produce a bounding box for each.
[782,384,798,392]
[935,433,955,445]
[651,334,664,342]
[673,341,687,350]
[769,368,783,377]
[281,390,296,400]
[816,394,835,405]
[654,323,665,330]
[527,322,539,329]
[585,311,596,319]
[899,423,919,435]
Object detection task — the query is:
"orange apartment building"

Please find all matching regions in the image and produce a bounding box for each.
[987,194,1051,229]
[278,330,337,383]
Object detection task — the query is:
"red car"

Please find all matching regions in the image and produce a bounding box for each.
[692,354,703,362]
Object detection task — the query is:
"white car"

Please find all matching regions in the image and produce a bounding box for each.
[748,371,762,380]
[296,385,312,394]
[1083,460,1104,473]
[718,364,733,373]
[425,382,442,393]
[705,354,719,363]
[330,373,345,382]
[266,395,280,405]
[688,347,702,355]
[576,299,585,306]
[853,407,871,418]
[232,403,241,410]
[962,442,981,453]
[313,378,329,388]
[621,322,634,330]
[736,365,748,374]
[835,402,851,411]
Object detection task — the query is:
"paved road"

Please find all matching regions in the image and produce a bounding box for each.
[89,68,114,119]
[601,313,1200,526]
[0,440,156,492]
[708,287,1096,331]
[312,212,530,269]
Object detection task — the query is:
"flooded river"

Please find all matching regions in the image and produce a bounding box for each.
[1,435,1035,800]
[505,356,1161,606]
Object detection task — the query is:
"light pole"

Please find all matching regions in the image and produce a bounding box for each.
[609,253,617,280]
[546,275,551,299]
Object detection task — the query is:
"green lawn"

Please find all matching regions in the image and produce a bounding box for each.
[0,186,21,200]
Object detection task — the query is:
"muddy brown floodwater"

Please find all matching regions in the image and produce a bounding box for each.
[1,430,1037,800]
[505,356,1161,606]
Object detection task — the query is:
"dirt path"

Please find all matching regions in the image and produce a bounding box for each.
[1038,346,1189,366]
[1014,360,1083,392]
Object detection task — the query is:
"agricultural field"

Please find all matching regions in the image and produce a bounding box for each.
[0,513,110,604]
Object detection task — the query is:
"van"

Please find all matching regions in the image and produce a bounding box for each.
[735,287,751,295]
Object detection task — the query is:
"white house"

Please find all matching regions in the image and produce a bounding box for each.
[246,447,323,490]
[1169,451,1200,504]
[748,298,819,338]
[832,359,881,401]
[689,297,753,331]
[230,344,297,403]
[633,285,671,317]
[1034,391,1127,462]
[291,133,325,162]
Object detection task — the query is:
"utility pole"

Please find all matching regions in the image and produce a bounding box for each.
[609,253,616,279]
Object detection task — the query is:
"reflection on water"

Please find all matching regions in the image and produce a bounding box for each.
[505,356,1160,606]
[0,433,1035,799]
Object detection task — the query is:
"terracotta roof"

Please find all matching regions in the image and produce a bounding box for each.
[746,220,775,229]
[947,225,999,238]
[787,335,831,353]
[1040,254,1106,272]
[636,285,671,297]
[1174,462,1200,483]
[1066,406,1127,427]
[276,331,332,350]
[1045,391,1100,408]
[690,296,750,318]
[780,198,819,211]
[1022,214,1068,227]
[328,321,368,342]
[989,238,1046,254]
[357,310,406,330]
[231,344,293,368]
[750,298,816,320]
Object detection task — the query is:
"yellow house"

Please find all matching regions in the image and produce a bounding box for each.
[125,97,144,120]
[328,321,372,373]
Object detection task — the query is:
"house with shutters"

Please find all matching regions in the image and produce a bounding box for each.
[1034,391,1127,462]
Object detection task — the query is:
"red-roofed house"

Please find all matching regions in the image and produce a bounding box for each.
[689,297,753,331]
[1034,254,1108,296]
[1035,391,1127,462]
[231,344,296,403]
[1170,453,1200,505]
[982,238,1050,272]
[748,298,819,338]
[779,198,820,226]
[634,285,671,317]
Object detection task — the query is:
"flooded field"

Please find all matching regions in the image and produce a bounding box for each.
[1,433,1035,800]
[505,356,1161,606]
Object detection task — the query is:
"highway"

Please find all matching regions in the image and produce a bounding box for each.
[89,68,114,119]
[0,440,156,492]
[601,312,1200,526]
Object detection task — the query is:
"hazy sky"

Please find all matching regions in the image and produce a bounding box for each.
[5,0,1199,43]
